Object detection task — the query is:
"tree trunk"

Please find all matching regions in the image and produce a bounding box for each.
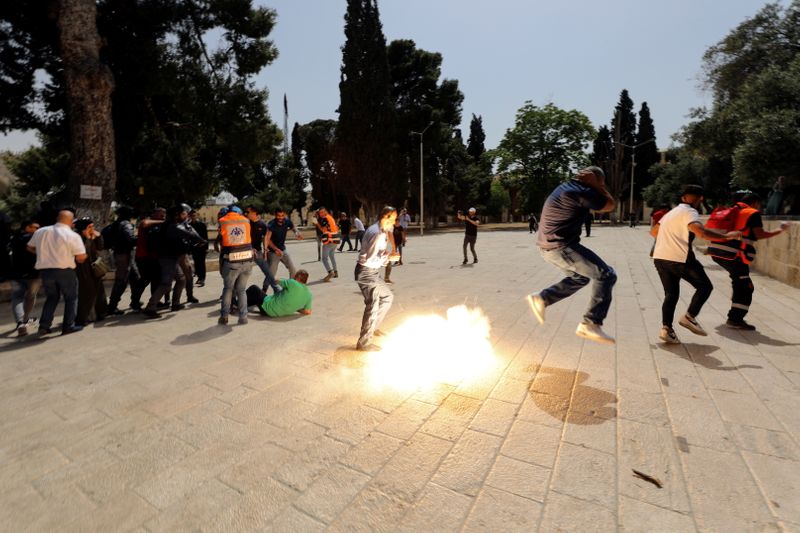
[58,0,116,226]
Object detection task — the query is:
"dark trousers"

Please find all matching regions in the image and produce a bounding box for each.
[539,242,617,325]
[192,249,207,282]
[355,265,394,348]
[463,234,477,261]
[145,257,184,311]
[246,285,268,314]
[654,256,713,327]
[39,268,79,331]
[354,231,365,250]
[712,257,753,321]
[178,254,194,299]
[338,233,353,251]
[108,252,139,311]
[131,257,158,307]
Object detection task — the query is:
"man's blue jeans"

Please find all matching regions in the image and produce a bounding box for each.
[539,242,617,325]
[221,260,253,319]
[39,268,79,331]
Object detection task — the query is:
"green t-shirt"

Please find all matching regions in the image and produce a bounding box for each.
[261,279,312,317]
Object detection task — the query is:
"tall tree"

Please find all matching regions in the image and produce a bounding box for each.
[336,0,399,218]
[386,38,463,222]
[0,0,282,216]
[608,89,637,206]
[683,1,800,202]
[494,102,595,214]
[466,114,486,162]
[591,125,612,176]
[633,102,659,198]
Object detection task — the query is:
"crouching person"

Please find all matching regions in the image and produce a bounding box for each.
[245,270,312,317]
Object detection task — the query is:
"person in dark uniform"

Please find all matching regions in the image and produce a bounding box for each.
[457,207,480,264]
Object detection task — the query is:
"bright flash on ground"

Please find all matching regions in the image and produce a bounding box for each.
[365,305,497,392]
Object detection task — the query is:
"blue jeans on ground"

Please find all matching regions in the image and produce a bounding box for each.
[221,260,253,319]
[538,242,617,325]
[11,278,42,324]
[39,268,79,331]
[355,265,394,348]
[253,250,280,293]
[321,243,338,273]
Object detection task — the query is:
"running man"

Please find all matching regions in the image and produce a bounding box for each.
[527,166,618,344]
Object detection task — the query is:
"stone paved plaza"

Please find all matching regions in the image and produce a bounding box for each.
[1,226,799,532]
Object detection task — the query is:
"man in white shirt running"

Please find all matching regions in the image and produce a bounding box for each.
[651,185,741,343]
[354,206,400,351]
[26,210,88,335]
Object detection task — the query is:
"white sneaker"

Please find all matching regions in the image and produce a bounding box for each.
[527,293,546,324]
[659,326,681,344]
[575,322,615,345]
[679,314,707,336]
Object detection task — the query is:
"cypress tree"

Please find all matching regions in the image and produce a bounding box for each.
[608,89,637,204]
[336,0,400,218]
[634,102,659,197]
[466,114,486,162]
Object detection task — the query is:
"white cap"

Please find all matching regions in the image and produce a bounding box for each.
[468,207,476,213]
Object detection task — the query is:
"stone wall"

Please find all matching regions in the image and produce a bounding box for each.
[751,220,800,288]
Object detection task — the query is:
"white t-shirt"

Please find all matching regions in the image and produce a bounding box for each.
[357,223,389,269]
[28,223,86,269]
[353,218,365,232]
[652,203,700,263]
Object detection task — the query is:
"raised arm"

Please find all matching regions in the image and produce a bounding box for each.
[688,222,741,242]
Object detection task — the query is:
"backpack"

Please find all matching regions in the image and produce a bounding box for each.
[100,222,118,250]
[705,205,741,242]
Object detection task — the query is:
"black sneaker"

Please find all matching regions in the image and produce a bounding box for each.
[108,308,125,316]
[61,325,84,335]
[462,259,468,265]
[218,316,228,325]
[171,304,186,312]
[187,297,199,304]
[142,309,160,319]
[726,319,756,331]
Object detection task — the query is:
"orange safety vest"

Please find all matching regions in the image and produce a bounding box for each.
[319,214,340,245]
[707,202,759,264]
[218,212,253,259]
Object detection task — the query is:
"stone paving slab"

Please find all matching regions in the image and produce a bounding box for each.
[1,227,799,531]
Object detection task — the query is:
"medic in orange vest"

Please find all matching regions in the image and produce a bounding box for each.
[708,192,791,330]
[218,206,254,262]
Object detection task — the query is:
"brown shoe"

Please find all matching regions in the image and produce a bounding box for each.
[323,271,334,282]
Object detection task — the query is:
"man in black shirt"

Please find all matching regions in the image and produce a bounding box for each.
[245,206,280,294]
[338,212,353,252]
[189,210,209,286]
[457,207,480,265]
[106,206,139,315]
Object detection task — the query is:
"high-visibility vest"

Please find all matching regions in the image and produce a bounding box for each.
[319,215,340,245]
[707,203,759,264]
[218,212,253,257]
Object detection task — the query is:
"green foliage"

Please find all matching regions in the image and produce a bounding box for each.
[0,0,283,209]
[336,0,400,216]
[633,102,659,195]
[494,102,595,214]
[643,148,720,208]
[466,114,486,162]
[684,1,800,195]
[485,178,510,217]
[386,38,464,219]
[295,119,344,212]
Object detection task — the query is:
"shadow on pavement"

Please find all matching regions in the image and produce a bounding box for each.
[660,342,763,371]
[171,324,232,345]
[525,364,617,424]
[713,325,800,347]
[333,345,368,369]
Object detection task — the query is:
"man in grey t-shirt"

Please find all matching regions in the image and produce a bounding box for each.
[354,207,400,351]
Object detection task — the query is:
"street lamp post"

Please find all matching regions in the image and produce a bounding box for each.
[619,138,655,227]
[411,121,433,236]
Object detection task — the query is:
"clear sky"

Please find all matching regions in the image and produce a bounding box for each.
[0,0,776,153]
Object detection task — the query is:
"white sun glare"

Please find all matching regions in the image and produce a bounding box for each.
[365,305,497,392]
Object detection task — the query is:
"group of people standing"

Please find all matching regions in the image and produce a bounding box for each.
[526,166,791,346]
